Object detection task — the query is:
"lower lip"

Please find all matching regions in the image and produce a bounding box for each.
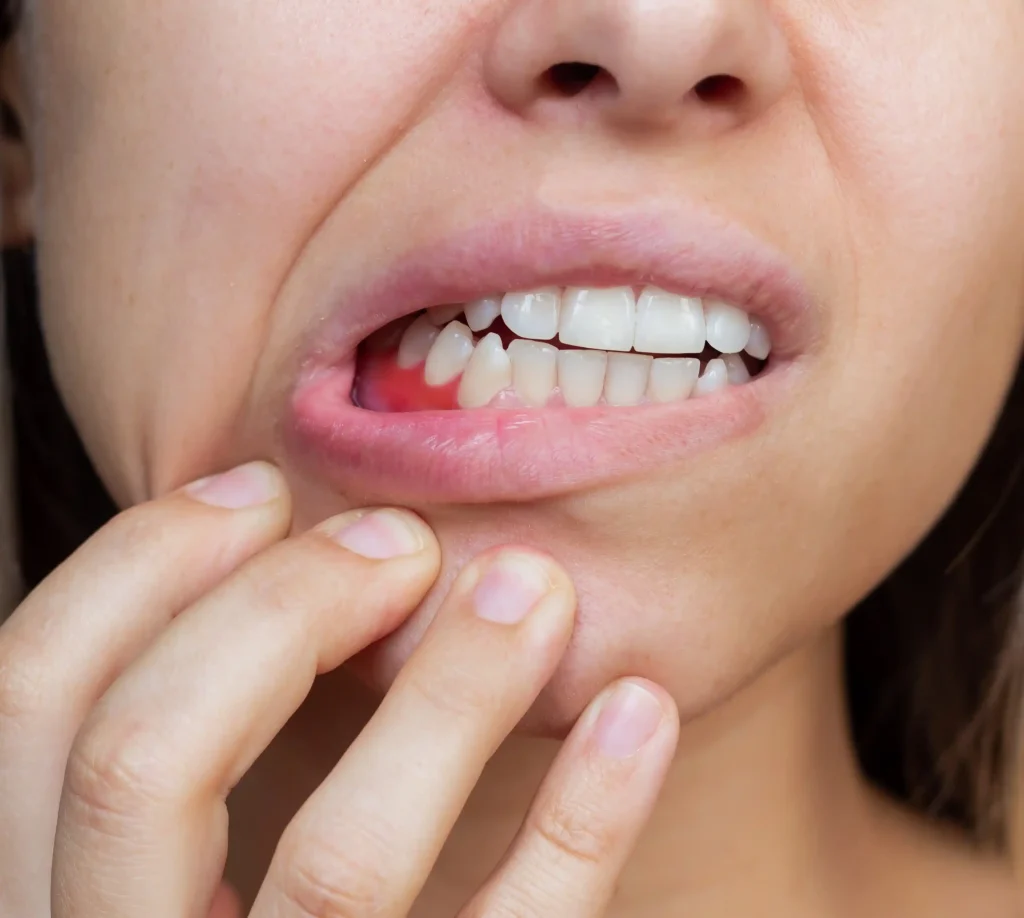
[287,356,795,504]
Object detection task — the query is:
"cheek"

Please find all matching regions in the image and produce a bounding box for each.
[29,0,477,500]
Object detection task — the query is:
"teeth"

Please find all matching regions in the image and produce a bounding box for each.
[427,304,464,326]
[424,320,475,386]
[559,287,636,352]
[634,287,706,354]
[397,314,441,369]
[722,353,751,385]
[745,319,772,360]
[694,358,729,396]
[558,350,607,407]
[464,296,502,332]
[501,288,561,340]
[457,333,512,408]
[604,353,652,407]
[508,339,558,407]
[704,300,751,354]
[648,357,700,403]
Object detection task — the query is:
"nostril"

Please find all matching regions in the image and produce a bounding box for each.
[542,61,610,98]
[693,74,745,106]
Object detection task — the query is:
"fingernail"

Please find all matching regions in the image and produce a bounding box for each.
[473,552,554,625]
[186,462,281,509]
[593,681,664,759]
[332,509,426,559]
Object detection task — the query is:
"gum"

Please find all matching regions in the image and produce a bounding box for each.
[353,349,460,412]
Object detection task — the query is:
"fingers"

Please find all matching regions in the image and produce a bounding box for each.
[52,507,441,918]
[461,679,678,918]
[0,462,291,918]
[252,549,577,918]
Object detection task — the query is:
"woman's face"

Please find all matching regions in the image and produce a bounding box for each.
[10,1,1024,728]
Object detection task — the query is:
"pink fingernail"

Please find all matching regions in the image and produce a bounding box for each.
[473,553,553,624]
[333,510,425,559]
[593,682,664,759]
[186,462,281,509]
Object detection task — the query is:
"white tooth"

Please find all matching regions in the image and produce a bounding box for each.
[457,333,512,408]
[464,296,502,332]
[604,353,652,407]
[648,357,700,403]
[745,319,772,360]
[694,358,729,396]
[501,288,561,340]
[424,320,475,386]
[559,287,636,352]
[704,300,751,354]
[558,350,608,407]
[634,287,706,354]
[427,304,464,326]
[508,339,558,407]
[396,314,441,369]
[722,353,751,385]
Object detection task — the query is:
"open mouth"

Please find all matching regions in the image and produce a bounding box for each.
[354,287,770,413]
[287,209,816,503]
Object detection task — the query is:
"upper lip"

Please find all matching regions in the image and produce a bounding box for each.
[301,204,820,374]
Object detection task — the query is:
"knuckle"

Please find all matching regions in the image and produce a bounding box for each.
[529,795,613,867]
[276,832,391,918]
[64,719,175,837]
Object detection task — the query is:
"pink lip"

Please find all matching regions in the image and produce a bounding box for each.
[287,207,820,504]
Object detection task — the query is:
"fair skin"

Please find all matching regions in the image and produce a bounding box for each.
[1,0,1023,915]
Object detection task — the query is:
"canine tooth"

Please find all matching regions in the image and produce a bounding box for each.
[424,320,475,386]
[464,296,502,332]
[745,319,772,360]
[558,350,607,407]
[648,357,699,403]
[508,340,558,407]
[559,287,636,352]
[634,287,706,354]
[704,300,751,354]
[427,304,464,326]
[457,333,512,408]
[694,358,729,396]
[397,314,441,369]
[501,288,560,340]
[723,353,751,384]
[604,353,652,406]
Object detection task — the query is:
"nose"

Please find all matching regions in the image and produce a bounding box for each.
[484,0,791,133]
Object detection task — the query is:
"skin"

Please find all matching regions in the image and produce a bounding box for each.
[1,0,1023,915]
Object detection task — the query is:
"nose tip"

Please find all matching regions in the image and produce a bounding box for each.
[485,0,791,133]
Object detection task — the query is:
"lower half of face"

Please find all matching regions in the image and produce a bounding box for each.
[20,0,1024,731]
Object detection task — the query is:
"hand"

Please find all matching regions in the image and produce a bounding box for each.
[0,462,679,917]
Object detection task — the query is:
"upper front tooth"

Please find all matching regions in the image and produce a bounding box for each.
[501,288,560,340]
[508,339,558,407]
[745,319,772,360]
[704,300,751,354]
[634,287,706,354]
[464,296,502,332]
[427,304,464,326]
[559,287,636,352]
[558,350,607,407]
[457,333,512,408]
[397,314,441,369]
[424,320,475,386]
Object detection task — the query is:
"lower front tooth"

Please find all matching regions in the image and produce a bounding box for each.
[424,320,475,386]
[604,353,652,407]
[694,358,729,396]
[558,350,607,407]
[397,314,441,369]
[457,332,512,408]
[648,357,699,403]
[722,353,751,384]
[508,339,558,407]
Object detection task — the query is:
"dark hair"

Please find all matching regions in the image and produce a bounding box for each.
[2,0,1022,852]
